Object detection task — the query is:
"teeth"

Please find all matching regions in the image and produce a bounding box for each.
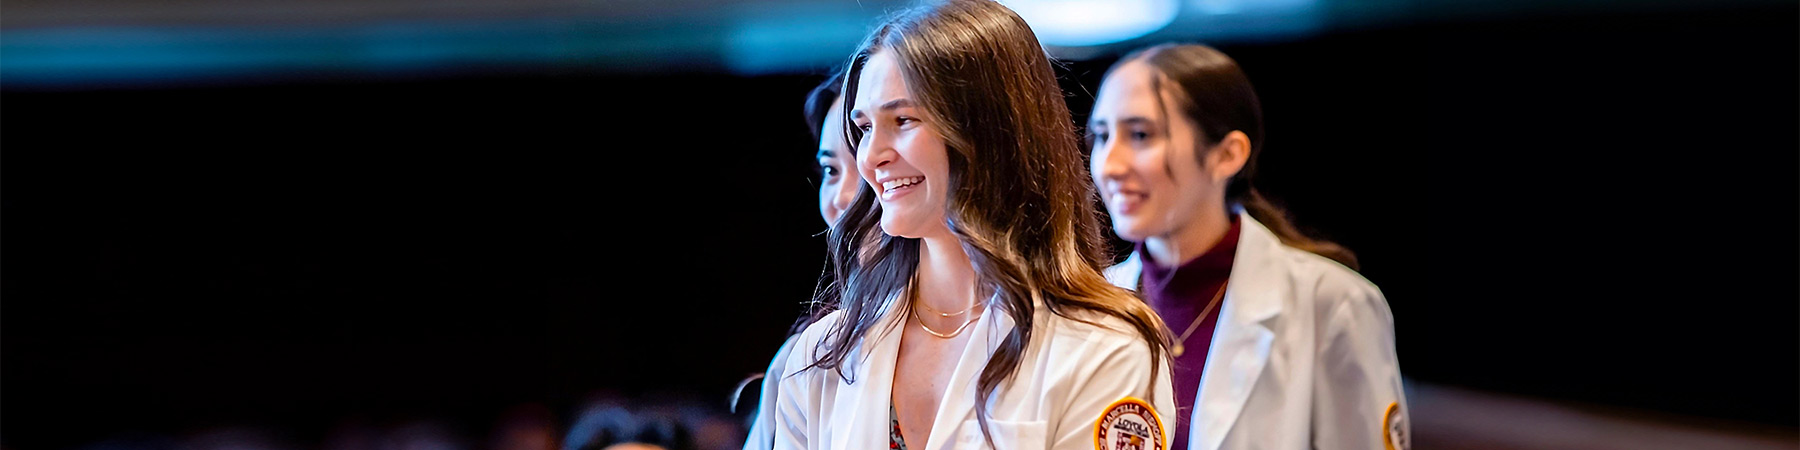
[1109,192,1141,206]
[882,176,924,192]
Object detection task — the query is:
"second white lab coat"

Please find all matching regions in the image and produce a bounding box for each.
[743,333,799,450]
[772,295,1177,450]
[1104,214,1410,450]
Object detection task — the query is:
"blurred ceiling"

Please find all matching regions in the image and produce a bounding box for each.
[0,0,1783,88]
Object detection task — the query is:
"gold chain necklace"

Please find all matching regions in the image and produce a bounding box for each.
[915,298,975,317]
[915,308,979,338]
[911,286,980,339]
[1172,282,1228,357]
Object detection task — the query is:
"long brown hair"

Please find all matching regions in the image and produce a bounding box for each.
[1116,43,1360,269]
[800,0,1170,445]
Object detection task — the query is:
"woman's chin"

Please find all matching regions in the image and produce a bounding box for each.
[880,216,944,240]
[1112,221,1155,243]
[879,220,915,239]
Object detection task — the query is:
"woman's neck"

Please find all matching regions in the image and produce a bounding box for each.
[1146,206,1233,268]
[915,234,981,316]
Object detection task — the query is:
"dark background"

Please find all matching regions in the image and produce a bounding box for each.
[5,3,1796,449]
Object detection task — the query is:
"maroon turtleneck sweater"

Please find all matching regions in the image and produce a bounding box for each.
[1137,216,1239,450]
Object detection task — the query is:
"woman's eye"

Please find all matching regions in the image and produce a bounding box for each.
[1131,131,1151,142]
[822,165,840,177]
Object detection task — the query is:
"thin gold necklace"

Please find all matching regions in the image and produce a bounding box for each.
[915,308,978,338]
[1172,282,1227,357]
[912,287,980,339]
[915,298,975,317]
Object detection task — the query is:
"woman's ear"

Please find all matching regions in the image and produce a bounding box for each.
[1209,130,1251,183]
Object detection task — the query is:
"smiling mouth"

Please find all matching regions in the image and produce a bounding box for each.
[1108,190,1147,213]
[881,176,924,194]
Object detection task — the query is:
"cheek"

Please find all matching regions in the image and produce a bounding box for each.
[914,133,951,178]
[1087,148,1102,171]
[1134,151,1172,187]
[1169,152,1209,187]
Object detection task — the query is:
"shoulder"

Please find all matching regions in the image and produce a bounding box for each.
[766,333,803,373]
[1257,242,1387,315]
[1260,245,1396,341]
[1038,305,1157,361]
[780,310,847,375]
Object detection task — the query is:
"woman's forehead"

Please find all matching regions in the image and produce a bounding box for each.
[853,52,911,113]
[1094,62,1168,122]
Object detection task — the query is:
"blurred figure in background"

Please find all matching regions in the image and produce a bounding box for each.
[1088,43,1406,450]
[777,1,1174,449]
[568,392,748,450]
[740,69,852,450]
[490,403,559,450]
[322,416,472,450]
[808,70,858,228]
[565,402,694,450]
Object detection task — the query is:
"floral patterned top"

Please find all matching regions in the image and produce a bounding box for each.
[889,403,908,450]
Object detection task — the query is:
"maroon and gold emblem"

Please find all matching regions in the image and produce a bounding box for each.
[1383,401,1409,450]
[1093,397,1164,450]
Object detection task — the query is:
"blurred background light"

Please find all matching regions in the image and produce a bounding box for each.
[721,6,876,76]
[4,0,1788,89]
[1001,0,1180,47]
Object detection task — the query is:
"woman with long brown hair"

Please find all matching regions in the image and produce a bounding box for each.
[772,1,1175,449]
[1088,43,1408,450]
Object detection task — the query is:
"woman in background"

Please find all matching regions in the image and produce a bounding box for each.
[742,70,852,450]
[776,1,1174,449]
[1087,43,1408,450]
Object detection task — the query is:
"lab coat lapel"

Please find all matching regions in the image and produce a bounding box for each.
[921,296,1016,450]
[1191,215,1283,450]
[1106,252,1144,290]
[832,294,907,450]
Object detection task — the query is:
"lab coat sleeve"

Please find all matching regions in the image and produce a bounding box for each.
[1051,334,1177,450]
[773,324,824,450]
[1311,278,1409,450]
[744,334,800,450]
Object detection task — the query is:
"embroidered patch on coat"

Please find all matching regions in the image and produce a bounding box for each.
[1382,401,1408,450]
[1093,397,1164,450]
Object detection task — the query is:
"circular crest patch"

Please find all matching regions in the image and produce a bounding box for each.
[1092,397,1165,450]
[1382,401,1408,450]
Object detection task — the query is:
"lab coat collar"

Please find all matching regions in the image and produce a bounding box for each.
[833,292,905,450]
[840,287,1016,450]
[1191,213,1284,450]
[1105,212,1284,450]
[923,293,1015,449]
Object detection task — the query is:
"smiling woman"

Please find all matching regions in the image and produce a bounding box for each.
[768,1,1176,450]
[1088,43,1405,450]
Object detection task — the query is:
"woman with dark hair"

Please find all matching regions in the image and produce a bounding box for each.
[805,70,857,227]
[774,1,1175,450]
[742,70,853,450]
[1087,43,1408,450]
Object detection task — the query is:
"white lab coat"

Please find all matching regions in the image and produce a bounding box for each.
[1103,214,1409,450]
[744,333,800,450]
[771,294,1177,450]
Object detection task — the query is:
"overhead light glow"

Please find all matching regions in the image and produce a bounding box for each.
[1002,0,1180,47]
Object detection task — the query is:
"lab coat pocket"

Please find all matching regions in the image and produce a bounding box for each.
[954,419,1047,450]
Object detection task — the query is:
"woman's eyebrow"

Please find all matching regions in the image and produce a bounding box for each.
[851,98,915,120]
[1092,116,1154,128]
[875,98,913,111]
[1118,117,1154,127]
